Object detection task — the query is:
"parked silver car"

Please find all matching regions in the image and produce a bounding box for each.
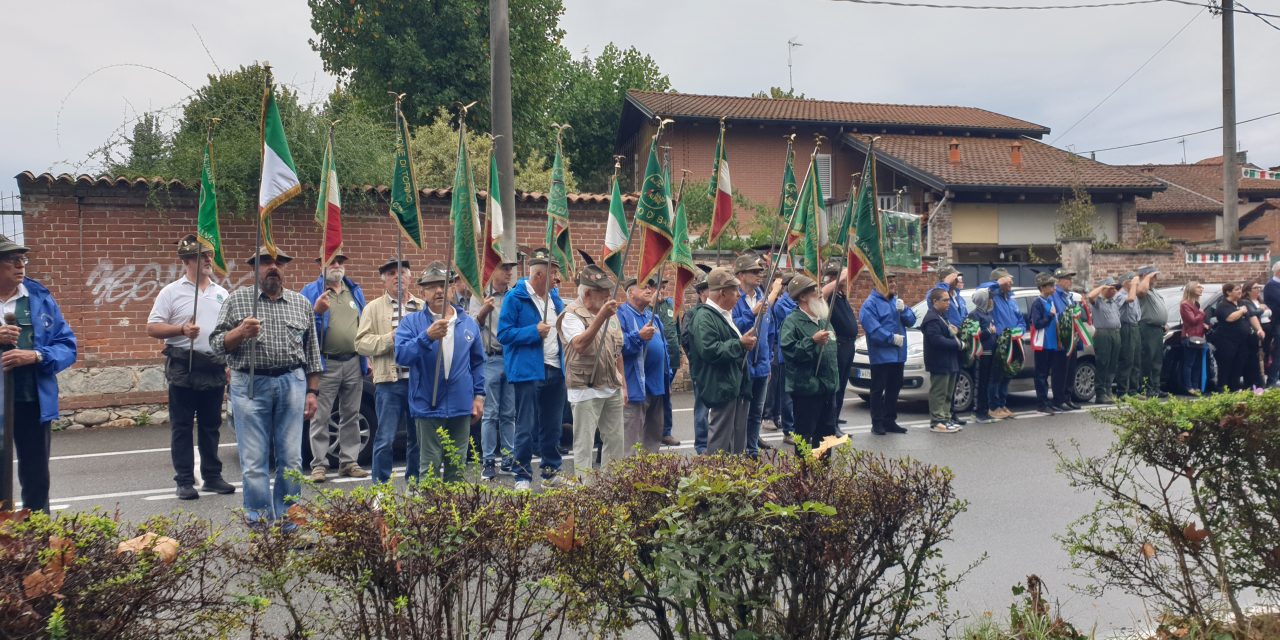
[850,288,1095,411]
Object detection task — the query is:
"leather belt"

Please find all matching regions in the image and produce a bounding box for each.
[325,353,358,362]
[235,366,300,377]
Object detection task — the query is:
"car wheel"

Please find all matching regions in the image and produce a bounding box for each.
[951,369,974,414]
[857,394,871,404]
[1073,359,1097,402]
[302,394,377,470]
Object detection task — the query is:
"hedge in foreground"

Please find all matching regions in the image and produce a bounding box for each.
[0,447,966,639]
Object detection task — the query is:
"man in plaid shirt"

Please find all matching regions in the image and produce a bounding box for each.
[210,247,322,530]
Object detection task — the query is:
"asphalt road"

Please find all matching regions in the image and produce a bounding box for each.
[20,389,1152,636]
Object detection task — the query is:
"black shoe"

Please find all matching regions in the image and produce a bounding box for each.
[1155,392,1170,399]
[837,418,848,425]
[950,416,968,426]
[1066,401,1082,410]
[176,484,199,500]
[885,424,908,434]
[871,424,887,435]
[758,440,775,451]
[1037,404,1057,415]
[202,477,236,494]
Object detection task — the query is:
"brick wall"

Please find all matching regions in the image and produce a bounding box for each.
[1079,242,1269,287]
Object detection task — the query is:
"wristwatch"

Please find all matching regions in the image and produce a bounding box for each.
[34,350,43,364]
[306,388,319,396]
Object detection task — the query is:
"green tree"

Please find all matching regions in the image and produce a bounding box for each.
[410,106,576,193]
[549,44,671,191]
[751,86,807,100]
[306,0,568,158]
[109,113,170,177]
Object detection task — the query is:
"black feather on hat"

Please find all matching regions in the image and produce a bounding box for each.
[576,249,597,268]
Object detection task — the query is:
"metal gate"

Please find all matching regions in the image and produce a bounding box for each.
[950,263,1060,288]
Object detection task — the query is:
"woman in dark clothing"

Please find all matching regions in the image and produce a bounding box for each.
[1179,281,1207,395]
[967,289,998,423]
[1243,282,1270,388]
[1212,283,1251,392]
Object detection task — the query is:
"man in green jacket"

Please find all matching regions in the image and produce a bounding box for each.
[688,267,758,455]
[779,274,839,451]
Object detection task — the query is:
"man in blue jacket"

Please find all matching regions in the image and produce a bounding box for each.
[764,274,798,437]
[300,252,369,482]
[0,236,76,512]
[1051,268,1082,410]
[731,253,781,455]
[619,275,669,453]
[981,268,1026,419]
[1028,272,1064,414]
[930,266,968,327]
[858,274,916,436]
[497,248,566,491]
[395,262,485,483]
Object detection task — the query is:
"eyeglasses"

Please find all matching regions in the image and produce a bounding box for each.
[0,255,29,266]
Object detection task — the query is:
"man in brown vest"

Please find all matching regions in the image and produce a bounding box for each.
[557,265,625,480]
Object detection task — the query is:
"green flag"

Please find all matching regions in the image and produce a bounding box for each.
[450,121,481,300]
[546,133,574,279]
[390,107,424,248]
[196,137,227,277]
[847,144,889,297]
[796,155,825,279]
[777,140,798,220]
[635,137,672,289]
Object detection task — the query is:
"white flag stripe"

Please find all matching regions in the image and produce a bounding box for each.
[259,145,300,209]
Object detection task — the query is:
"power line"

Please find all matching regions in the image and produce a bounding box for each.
[825,0,1280,17]
[1081,110,1280,154]
[1051,7,1203,145]
[1236,1,1280,31]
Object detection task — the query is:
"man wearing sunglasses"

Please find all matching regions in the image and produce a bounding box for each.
[0,235,77,512]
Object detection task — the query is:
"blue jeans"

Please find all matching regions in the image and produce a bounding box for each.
[481,355,516,464]
[229,369,305,527]
[373,380,419,484]
[512,365,565,482]
[693,384,709,455]
[1182,340,1207,393]
[746,376,768,455]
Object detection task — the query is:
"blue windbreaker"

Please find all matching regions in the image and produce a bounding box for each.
[929,282,968,327]
[395,304,485,419]
[496,278,564,383]
[618,302,669,402]
[23,279,77,423]
[770,292,797,364]
[733,286,773,378]
[858,290,917,365]
[980,280,1027,333]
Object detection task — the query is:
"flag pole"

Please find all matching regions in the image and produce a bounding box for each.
[390,94,407,327]
[587,157,632,387]
[433,101,475,407]
[747,138,820,368]
[190,118,218,374]
[249,65,273,398]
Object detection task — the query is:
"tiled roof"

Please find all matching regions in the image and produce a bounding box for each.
[626,90,1051,137]
[841,134,1165,194]
[13,172,627,204]
[1121,164,1280,215]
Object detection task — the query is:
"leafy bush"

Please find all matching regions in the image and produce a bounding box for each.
[1054,390,1280,636]
[0,509,239,639]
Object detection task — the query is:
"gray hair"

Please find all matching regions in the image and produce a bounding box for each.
[530,263,548,277]
[1272,260,1280,276]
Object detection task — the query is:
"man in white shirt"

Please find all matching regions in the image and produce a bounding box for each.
[146,234,234,500]
[557,265,624,480]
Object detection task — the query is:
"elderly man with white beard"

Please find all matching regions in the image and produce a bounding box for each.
[210,247,322,532]
[778,274,839,451]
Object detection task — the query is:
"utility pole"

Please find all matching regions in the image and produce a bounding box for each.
[491,0,517,261]
[1221,0,1239,249]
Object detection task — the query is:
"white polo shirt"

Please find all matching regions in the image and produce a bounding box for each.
[148,276,229,354]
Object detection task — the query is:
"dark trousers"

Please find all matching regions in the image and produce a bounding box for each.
[1116,324,1139,395]
[973,354,994,416]
[765,362,794,433]
[792,393,837,452]
[1033,350,1057,405]
[13,400,50,512]
[868,363,904,432]
[512,365,565,482]
[1094,328,1121,400]
[1138,323,1165,395]
[833,338,857,418]
[1247,334,1266,389]
[1052,350,1071,404]
[1215,336,1247,391]
[168,384,226,486]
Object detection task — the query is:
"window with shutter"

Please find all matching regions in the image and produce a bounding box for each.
[815,154,833,202]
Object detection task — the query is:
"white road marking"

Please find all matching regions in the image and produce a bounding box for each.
[49,442,236,461]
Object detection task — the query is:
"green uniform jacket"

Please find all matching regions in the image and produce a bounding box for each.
[781,309,840,396]
[654,297,682,372]
[687,303,750,407]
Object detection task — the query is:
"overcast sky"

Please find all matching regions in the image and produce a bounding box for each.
[3,0,1277,197]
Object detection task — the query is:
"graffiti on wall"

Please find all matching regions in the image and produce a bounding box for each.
[85,260,255,309]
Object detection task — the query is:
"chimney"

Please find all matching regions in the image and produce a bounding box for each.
[948,139,961,164]
[1010,141,1023,169]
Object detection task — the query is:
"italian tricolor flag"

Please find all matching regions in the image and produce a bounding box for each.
[315,129,342,268]
[602,171,629,280]
[482,150,506,290]
[259,79,301,259]
[707,121,733,245]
